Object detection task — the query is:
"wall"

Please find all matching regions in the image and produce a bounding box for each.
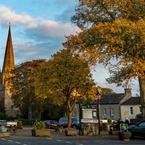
[100,104,120,120]
[82,104,120,121]
[120,105,141,121]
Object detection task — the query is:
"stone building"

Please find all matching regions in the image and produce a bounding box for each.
[0,25,16,117]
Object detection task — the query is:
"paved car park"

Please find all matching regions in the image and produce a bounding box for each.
[0,135,145,145]
[0,127,145,145]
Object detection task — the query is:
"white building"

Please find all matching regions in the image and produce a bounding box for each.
[80,89,142,122]
[120,97,141,121]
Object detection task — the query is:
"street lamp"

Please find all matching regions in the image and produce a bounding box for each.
[78,101,82,135]
[96,87,102,135]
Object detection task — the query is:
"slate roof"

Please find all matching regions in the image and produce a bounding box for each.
[121,97,141,105]
[100,93,124,104]
[83,93,124,107]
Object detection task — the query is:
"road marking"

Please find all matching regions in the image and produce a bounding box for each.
[8,140,13,142]
[65,141,72,144]
[78,144,83,145]
[23,144,28,145]
[47,137,52,140]
[15,141,21,144]
[56,139,62,142]
[1,138,6,141]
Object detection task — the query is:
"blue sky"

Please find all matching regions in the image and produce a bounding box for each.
[0,0,139,94]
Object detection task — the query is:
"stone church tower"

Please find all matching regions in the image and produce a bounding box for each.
[2,25,16,116]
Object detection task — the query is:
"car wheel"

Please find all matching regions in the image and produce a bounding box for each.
[128,131,134,139]
[72,125,77,129]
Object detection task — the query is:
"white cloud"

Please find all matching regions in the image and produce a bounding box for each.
[92,64,139,95]
[25,21,79,41]
[0,5,80,63]
[0,5,36,27]
[40,21,79,38]
[14,41,61,64]
[0,5,80,39]
[0,5,80,70]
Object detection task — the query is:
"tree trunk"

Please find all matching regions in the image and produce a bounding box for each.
[139,77,145,119]
[28,106,32,120]
[68,111,72,129]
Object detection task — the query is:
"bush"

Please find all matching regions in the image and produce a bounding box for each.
[0,112,15,120]
[19,119,34,126]
[17,120,23,129]
[0,112,7,120]
[107,119,112,125]
[32,120,46,130]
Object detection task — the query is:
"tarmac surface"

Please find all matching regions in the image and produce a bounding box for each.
[0,127,144,145]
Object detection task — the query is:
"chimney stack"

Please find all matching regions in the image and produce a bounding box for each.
[120,88,132,104]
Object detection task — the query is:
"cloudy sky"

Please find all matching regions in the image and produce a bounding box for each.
[0,0,139,94]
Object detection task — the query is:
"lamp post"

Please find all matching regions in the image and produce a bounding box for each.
[96,87,102,135]
[78,101,82,135]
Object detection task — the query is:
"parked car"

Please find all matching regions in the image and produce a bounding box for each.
[58,117,80,129]
[0,120,7,126]
[6,121,18,127]
[0,120,18,127]
[44,120,58,129]
[128,120,145,138]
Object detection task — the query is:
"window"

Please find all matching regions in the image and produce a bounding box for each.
[130,107,133,115]
[92,111,97,118]
[103,108,107,116]
[110,108,114,117]
[138,121,145,127]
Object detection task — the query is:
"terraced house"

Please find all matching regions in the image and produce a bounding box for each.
[81,88,141,122]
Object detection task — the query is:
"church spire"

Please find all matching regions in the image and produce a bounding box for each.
[2,24,15,73]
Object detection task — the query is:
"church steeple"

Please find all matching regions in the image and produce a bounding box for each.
[2,24,16,117]
[2,24,15,73]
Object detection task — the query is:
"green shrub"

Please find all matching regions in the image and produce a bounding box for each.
[19,119,33,126]
[0,112,15,120]
[17,120,23,129]
[0,112,7,120]
[107,119,112,125]
[32,120,46,130]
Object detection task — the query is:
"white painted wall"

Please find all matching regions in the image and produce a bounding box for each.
[120,105,141,121]
[82,108,96,119]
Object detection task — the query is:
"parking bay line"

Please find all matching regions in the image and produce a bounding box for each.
[65,141,72,144]
[1,138,6,141]
[56,139,62,142]
[8,140,14,142]
[15,141,21,144]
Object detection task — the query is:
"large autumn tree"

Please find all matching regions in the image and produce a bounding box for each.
[65,0,145,117]
[34,49,95,128]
